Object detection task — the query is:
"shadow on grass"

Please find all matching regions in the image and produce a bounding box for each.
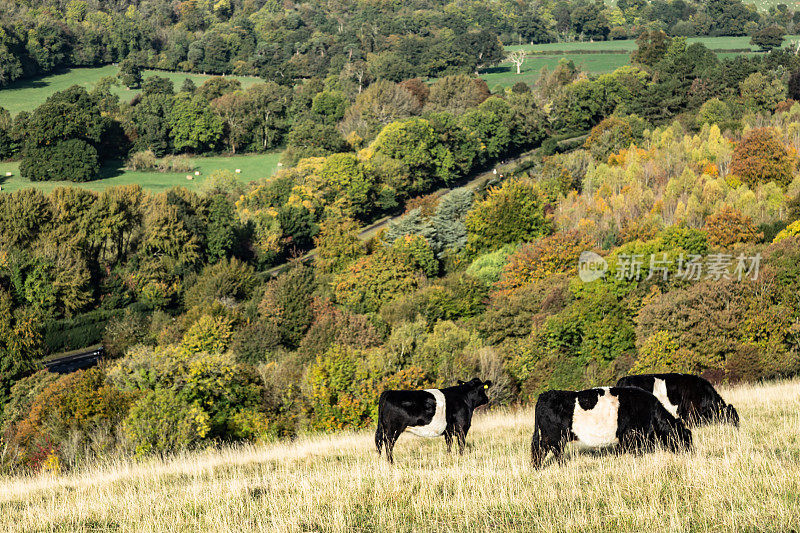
[482,65,512,75]
[97,160,127,180]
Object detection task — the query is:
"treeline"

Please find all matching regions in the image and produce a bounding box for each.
[3,35,800,473]
[1,0,798,90]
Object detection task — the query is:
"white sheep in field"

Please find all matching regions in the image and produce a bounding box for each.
[235,169,241,173]
[186,175,193,180]
[4,172,11,177]
[194,171,200,176]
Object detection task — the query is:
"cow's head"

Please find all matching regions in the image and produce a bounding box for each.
[458,378,492,408]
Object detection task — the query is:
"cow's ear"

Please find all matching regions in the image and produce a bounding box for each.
[483,381,493,389]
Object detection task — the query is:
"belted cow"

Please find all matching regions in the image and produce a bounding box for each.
[531,386,692,469]
[375,378,492,464]
[616,373,739,426]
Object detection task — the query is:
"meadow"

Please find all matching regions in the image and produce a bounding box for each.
[485,34,800,87]
[0,151,282,194]
[0,65,262,115]
[0,379,797,532]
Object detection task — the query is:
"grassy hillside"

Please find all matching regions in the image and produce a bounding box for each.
[1,379,797,532]
[0,65,262,115]
[0,151,282,194]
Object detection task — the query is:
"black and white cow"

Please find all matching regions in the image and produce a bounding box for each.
[375,378,492,464]
[530,386,692,469]
[616,373,739,427]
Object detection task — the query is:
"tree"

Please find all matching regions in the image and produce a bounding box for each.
[703,206,763,248]
[0,107,15,160]
[371,118,456,197]
[508,50,526,75]
[141,76,175,96]
[340,80,418,142]
[631,30,671,66]
[197,77,241,101]
[425,75,490,115]
[126,92,175,156]
[464,179,552,255]
[750,26,785,51]
[210,91,250,154]
[19,86,111,182]
[169,94,225,153]
[313,216,364,275]
[730,128,796,189]
[247,83,292,151]
[739,72,786,113]
[118,56,143,89]
[0,290,41,415]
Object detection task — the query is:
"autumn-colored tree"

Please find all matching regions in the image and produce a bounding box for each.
[313,216,364,275]
[464,179,552,256]
[495,231,591,293]
[730,128,796,189]
[334,249,420,313]
[703,206,763,248]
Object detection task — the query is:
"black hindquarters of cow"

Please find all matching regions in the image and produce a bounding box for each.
[617,373,739,427]
[531,387,692,469]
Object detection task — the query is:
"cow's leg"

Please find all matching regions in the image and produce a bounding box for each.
[531,426,547,469]
[444,430,453,453]
[375,421,385,456]
[551,439,566,465]
[385,425,404,464]
[455,424,470,455]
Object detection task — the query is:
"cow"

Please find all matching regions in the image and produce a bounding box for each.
[616,373,739,427]
[375,378,492,464]
[530,386,692,469]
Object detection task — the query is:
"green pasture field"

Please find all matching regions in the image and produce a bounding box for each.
[485,34,800,87]
[0,65,262,115]
[0,151,282,194]
[506,34,800,54]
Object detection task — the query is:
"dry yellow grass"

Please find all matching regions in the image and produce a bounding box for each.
[1,380,799,532]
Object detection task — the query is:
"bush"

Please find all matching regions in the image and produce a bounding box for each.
[126,150,158,171]
[9,368,129,469]
[183,258,257,310]
[123,388,210,456]
[303,344,378,431]
[466,245,516,285]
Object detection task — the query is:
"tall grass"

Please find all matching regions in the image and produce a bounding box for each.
[1,380,798,532]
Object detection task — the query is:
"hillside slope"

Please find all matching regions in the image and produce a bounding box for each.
[1,380,798,532]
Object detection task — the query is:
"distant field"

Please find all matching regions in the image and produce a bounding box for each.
[0,151,282,194]
[507,35,800,54]
[482,54,632,87]
[0,65,263,115]
[485,35,800,87]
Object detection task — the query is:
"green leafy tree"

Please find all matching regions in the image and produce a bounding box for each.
[465,179,552,255]
[750,26,784,51]
[118,56,143,89]
[169,94,224,153]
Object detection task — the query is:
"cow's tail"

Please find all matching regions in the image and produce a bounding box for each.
[531,402,545,469]
[375,391,388,456]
